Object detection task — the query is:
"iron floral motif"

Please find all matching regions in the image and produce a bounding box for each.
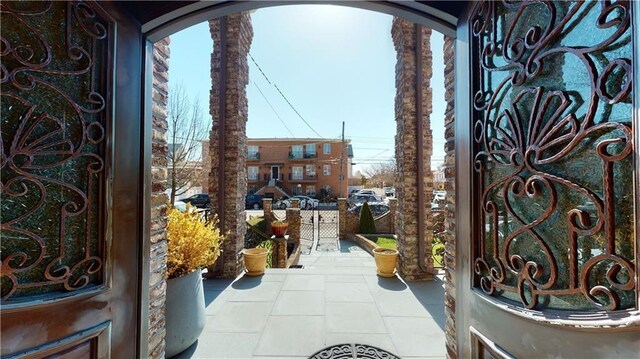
[471,1,635,311]
[1,1,111,301]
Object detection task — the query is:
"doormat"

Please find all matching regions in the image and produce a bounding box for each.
[309,344,399,359]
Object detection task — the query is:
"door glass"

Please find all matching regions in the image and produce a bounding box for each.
[470,1,635,311]
[1,1,112,303]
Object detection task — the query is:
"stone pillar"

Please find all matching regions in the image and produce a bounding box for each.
[286,208,301,246]
[207,13,253,278]
[442,35,457,359]
[148,37,170,359]
[388,198,398,233]
[338,198,347,240]
[263,198,274,236]
[272,236,288,269]
[392,18,433,281]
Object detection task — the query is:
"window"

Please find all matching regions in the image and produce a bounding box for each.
[306,185,316,196]
[248,185,259,195]
[292,185,302,195]
[323,143,331,154]
[291,145,303,159]
[292,166,303,180]
[323,164,331,176]
[305,143,316,158]
[306,165,316,177]
[247,145,259,159]
[247,166,259,181]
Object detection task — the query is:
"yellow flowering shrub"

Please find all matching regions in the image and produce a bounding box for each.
[167,205,225,279]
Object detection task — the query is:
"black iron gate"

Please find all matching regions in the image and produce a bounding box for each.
[297,206,340,252]
[300,209,314,254]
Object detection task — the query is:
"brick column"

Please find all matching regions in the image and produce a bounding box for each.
[392,18,434,281]
[290,198,300,209]
[286,208,301,246]
[442,35,457,359]
[338,198,347,240]
[148,37,170,359]
[208,13,254,278]
[272,236,288,268]
[388,198,398,233]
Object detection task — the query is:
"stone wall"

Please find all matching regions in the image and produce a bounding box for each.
[207,13,254,278]
[391,18,434,281]
[342,199,397,236]
[148,37,170,359]
[442,35,457,359]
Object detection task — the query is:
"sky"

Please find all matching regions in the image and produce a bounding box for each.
[169,5,445,173]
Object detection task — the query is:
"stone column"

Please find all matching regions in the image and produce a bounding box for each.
[338,198,347,240]
[392,18,433,281]
[388,198,398,233]
[208,13,253,278]
[290,198,300,209]
[286,208,301,246]
[272,236,288,268]
[442,35,457,359]
[148,37,170,359]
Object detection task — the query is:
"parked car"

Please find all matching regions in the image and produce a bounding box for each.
[292,195,320,209]
[348,202,390,217]
[348,193,378,206]
[245,194,264,209]
[274,195,319,209]
[383,187,395,197]
[355,189,376,196]
[179,193,210,208]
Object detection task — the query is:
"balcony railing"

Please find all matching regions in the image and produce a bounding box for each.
[288,152,316,159]
[247,152,260,160]
[288,174,317,181]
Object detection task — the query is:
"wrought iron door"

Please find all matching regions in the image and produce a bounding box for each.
[1,1,143,356]
[300,208,314,254]
[457,1,639,357]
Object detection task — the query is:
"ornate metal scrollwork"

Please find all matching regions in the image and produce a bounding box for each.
[1,1,112,302]
[471,1,635,311]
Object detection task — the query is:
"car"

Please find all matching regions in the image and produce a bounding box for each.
[179,193,210,208]
[245,194,264,209]
[348,193,378,206]
[292,195,320,209]
[348,202,390,217]
[355,189,376,196]
[383,187,395,197]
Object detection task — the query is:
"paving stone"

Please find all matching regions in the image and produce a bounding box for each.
[326,303,386,334]
[325,275,365,283]
[373,290,431,317]
[324,334,398,354]
[282,274,325,291]
[383,317,446,357]
[272,291,324,316]
[183,333,261,358]
[204,302,272,333]
[228,281,282,302]
[254,316,325,356]
[326,282,374,303]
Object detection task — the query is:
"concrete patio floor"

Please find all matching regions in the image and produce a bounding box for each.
[173,240,446,359]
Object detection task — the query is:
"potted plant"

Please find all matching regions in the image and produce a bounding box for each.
[271,220,288,237]
[242,247,269,276]
[373,247,399,277]
[165,204,224,358]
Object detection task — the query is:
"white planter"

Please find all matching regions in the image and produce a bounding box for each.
[165,268,206,358]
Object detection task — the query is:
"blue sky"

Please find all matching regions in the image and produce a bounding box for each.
[169,5,445,173]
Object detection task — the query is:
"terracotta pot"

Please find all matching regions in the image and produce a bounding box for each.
[271,222,288,237]
[165,269,206,357]
[373,247,399,277]
[243,248,268,276]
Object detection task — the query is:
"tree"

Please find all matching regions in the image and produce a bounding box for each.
[359,201,377,234]
[167,84,208,205]
[364,159,396,188]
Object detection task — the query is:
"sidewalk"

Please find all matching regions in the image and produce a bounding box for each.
[174,241,446,358]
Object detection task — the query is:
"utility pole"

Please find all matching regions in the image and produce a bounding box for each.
[340,121,345,198]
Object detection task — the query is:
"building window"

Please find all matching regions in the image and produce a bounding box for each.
[247,145,259,159]
[248,166,259,181]
[248,185,259,195]
[292,185,302,195]
[291,145,303,159]
[292,166,303,180]
[323,164,331,176]
[323,143,331,154]
[306,164,316,178]
[306,185,316,196]
[305,143,316,158]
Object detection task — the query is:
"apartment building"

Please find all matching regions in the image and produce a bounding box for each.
[201,138,352,199]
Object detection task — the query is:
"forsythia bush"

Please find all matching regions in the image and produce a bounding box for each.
[167,205,225,279]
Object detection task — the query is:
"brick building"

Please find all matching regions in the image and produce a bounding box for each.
[201,138,351,199]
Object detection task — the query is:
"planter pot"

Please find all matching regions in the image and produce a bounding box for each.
[165,268,206,358]
[243,248,268,276]
[373,247,399,277]
[271,222,288,237]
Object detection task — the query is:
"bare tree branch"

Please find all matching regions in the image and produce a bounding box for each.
[363,159,397,188]
[167,84,209,205]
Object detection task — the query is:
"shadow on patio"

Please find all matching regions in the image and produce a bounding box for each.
[173,240,445,359]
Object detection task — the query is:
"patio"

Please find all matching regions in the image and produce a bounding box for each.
[174,241,446,359]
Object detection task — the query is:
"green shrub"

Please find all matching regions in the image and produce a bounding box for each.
[359,202,377,234]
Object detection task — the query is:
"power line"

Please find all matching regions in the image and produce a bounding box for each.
[251,80,295,137]
[249,53,325,139]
